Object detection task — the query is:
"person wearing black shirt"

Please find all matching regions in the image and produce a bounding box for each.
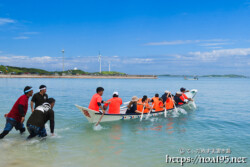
[126,96,140,114]
[31,85,48,112]
[161,90,171,103]
[26,98,55,139]
[174,92,186,106]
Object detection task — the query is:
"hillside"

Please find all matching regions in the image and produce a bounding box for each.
[0,65,126,76]
[201,74,247,78]
[0,65,50,74]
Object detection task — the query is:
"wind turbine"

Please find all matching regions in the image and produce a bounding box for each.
[108,61,111,72]
[98,51,102,73]
[62,49,65,72]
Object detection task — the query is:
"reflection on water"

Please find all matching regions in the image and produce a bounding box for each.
[0,77,250,167]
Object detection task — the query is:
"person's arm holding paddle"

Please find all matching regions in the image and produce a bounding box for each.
[95,102,105,126]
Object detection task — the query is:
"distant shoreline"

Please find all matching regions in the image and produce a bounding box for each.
[0,74,157,79]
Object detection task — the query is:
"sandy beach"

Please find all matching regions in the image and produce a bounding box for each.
[0,74,157,79]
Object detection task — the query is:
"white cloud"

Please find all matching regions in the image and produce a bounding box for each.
[206,47,223,49]
[122,58,153,64]
[0,51,155,72]
[144,40,196,46]
[13,36,30,40]
[144,39,228,46]
[30,56,54,63]
[189,48,250,61]
[0,18,15,25]
[199,43,229,46]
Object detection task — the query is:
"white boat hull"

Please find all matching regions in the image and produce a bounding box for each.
[75,89,198,123]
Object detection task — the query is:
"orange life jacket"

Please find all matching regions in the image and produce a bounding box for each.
[179,93,188,105]
[137,99,150,113]
[166,98,174,110]
[151,97,159,110]
[155,101,164,112]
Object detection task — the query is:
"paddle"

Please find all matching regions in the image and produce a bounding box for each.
[140,104,145,122]
[146,104,154,120]
[164,108,167,117]
[171,96,178,113]
[95,110,105,126]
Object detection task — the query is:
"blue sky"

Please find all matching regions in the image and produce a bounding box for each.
[0,0,250,75]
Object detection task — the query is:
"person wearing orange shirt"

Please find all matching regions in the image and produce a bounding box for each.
[180,87,193,102]
[155,98,164,112]
[174,92,187,106]
[165,93,175,110]
[137,95,151,113]
[88,87,106,113]
[151,94,159,110]
[104,92,123,114]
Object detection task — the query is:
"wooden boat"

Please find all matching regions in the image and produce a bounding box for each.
[75,89,198,123]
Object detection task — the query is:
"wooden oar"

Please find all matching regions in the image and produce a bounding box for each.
[171,96,178,113]
[146,104,154,120]
[140,104,145,122]
[164,108,167,117]
[95,110,105,126]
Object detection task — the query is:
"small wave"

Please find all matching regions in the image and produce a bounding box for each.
[49,134,62,139]
[25,139,41,145]
[93,124,105,131]
[55,127,70,132]
[171,108,187,117]
[149,117,159,122]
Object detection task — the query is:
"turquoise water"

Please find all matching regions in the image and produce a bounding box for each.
[0,77,249,167]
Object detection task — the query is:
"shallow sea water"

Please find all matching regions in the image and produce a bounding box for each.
[0,77,249,167]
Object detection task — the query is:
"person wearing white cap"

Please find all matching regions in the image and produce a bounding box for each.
[31,85,48,112]
[104,91,123,114]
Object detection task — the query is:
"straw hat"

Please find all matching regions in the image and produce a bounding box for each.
[131,96,139,102]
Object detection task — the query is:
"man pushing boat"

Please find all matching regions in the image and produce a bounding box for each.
[31,85,48,112]
[0,86,33,139]
[26,98,56,139]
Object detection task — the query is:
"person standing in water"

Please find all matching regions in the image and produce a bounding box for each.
[31,85,48,112]
[0,86,33,139]
[26,98,56,139]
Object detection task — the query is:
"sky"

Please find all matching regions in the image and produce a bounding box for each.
[0,0,250,75]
